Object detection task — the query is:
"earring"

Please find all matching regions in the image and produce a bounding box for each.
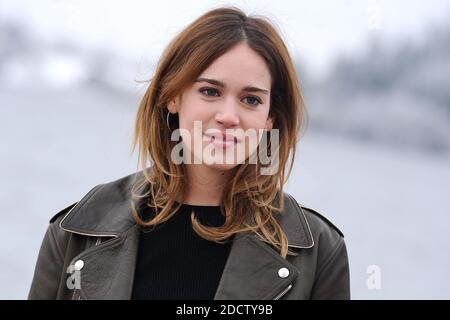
[166,111,173,131]
[166,112,171,131]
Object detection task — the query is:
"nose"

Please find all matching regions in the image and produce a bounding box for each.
[214,99,240,127]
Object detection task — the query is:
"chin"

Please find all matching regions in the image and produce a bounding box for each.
[205,162,241,172]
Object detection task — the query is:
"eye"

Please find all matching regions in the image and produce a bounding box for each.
[199,87,220,97]
[243,96,262,106]
[199,87,262,107]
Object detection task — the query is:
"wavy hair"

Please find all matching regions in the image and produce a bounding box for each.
[130,6,307,258]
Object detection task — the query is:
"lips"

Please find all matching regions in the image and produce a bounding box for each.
[206,132,240,143]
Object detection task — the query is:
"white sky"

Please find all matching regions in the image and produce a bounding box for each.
[1,0,449,77]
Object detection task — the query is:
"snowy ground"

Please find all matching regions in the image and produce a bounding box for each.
[1,86,449,299]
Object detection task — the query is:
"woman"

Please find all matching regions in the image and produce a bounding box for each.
[28,6,350,300]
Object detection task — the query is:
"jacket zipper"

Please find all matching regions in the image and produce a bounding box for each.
[273,284,292,300]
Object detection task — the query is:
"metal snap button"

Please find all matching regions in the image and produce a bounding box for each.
[74,259,84,271]
[278,267,289,278]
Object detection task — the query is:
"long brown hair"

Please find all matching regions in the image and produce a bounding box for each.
[131,6,307,258]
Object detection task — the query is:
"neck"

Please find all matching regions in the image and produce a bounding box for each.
[181,164,236,206]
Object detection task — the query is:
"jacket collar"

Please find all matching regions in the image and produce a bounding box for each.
[60,170,314,300]
[60,170,314,248]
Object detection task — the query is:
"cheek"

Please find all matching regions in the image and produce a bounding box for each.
[241,112,271,130]
[178,102,212,130]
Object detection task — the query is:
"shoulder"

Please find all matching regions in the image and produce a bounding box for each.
[283,192,344,238]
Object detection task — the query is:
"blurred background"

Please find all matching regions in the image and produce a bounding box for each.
[1,0,449,299]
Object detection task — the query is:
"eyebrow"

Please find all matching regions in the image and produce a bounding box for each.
[194,77,269,95]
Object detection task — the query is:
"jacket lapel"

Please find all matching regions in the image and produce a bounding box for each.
[214,193,314,300]
[68,224,140,300]
[213,233,299,300]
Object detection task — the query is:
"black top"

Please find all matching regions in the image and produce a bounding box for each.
[131,202,233,300]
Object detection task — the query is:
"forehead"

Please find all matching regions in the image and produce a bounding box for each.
[198,42,271,90]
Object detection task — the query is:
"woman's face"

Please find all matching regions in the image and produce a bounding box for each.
[168,42,273,171]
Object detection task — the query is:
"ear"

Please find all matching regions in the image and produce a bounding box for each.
[167,101,177,114]
[265,116,274,131]
[167,95,181,114]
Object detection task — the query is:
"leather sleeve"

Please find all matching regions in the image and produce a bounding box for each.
[310,237,351,300]
[28,202,78,299]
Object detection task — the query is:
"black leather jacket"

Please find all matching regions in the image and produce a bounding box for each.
[28,171,350,300]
